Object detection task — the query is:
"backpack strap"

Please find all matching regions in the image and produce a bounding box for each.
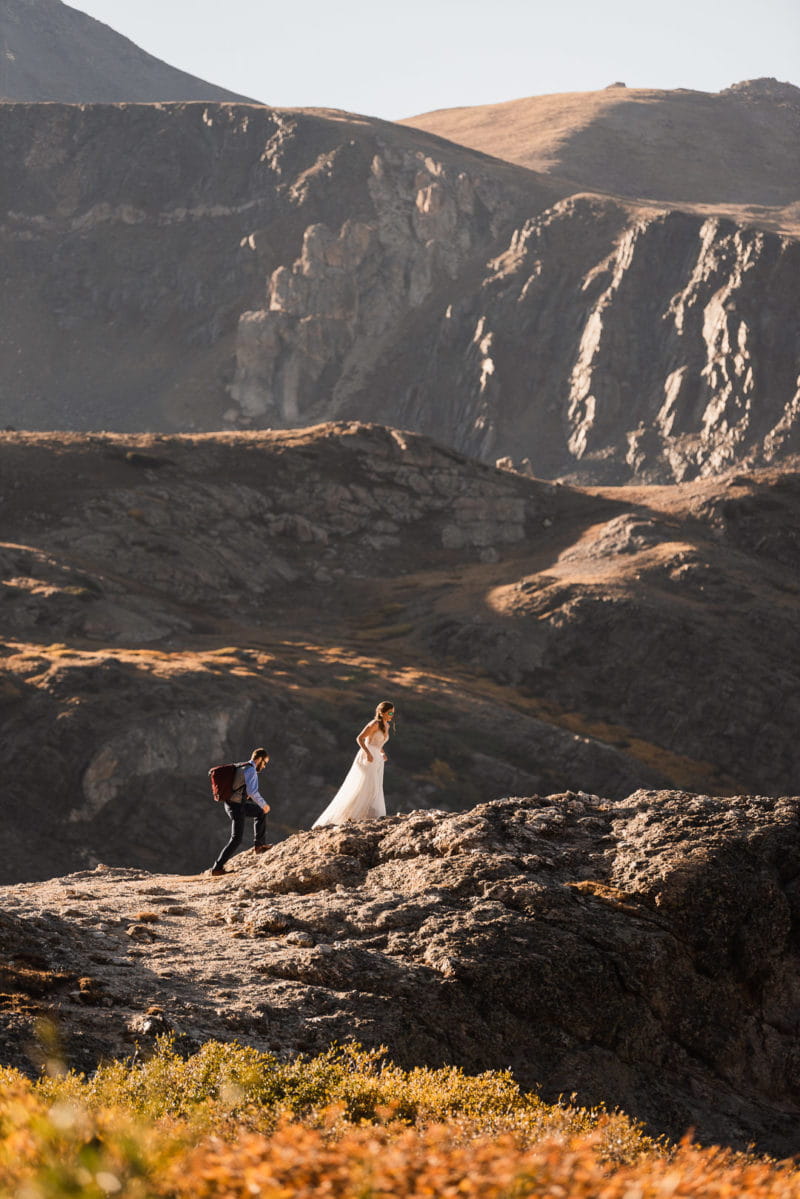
[229,761,250,804]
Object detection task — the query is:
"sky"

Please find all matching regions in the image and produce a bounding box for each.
[70,0,800,120]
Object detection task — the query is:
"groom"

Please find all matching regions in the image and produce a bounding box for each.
[209,747,271,876]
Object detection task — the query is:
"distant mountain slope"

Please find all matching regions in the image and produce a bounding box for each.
[402,79,800,210]
[0,0,256,102]
[2,99,799,481]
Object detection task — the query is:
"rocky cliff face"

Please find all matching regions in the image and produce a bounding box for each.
[0,101,557,439]
[228,132,535,430]
[0,0,254,102]
[4,791,800,1155]
[2,101,798,483]
[395,196,800,480]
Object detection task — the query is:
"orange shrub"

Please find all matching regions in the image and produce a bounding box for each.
[169,1119,800,1199]
[5,1048,800,1199]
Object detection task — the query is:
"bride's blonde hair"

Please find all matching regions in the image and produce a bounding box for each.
[375,700,394,733]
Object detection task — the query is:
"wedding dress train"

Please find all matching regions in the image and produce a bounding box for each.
[312,729,387,826]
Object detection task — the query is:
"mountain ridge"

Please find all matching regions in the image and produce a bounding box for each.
[402,78,800,213]
[0,0,257,103]
[1,13,799,482]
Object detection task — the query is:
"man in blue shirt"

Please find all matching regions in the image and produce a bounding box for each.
[209,748,271,876]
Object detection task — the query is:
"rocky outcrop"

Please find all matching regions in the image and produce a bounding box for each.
[5,790,800,1155]
[0,0,255,102]
[427,464,800,796]
[230,147,521,430]
[721,77,800,106]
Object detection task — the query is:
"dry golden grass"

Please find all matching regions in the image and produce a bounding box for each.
[402,86,800,231]
[1,1040,799,1198]
[402,88,628,174]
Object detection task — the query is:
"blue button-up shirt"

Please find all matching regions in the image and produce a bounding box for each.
[242,761,268,811]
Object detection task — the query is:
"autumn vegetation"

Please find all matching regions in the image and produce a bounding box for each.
[0,1038,798,1197]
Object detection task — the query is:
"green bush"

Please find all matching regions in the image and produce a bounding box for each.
[34,1040,659,1163]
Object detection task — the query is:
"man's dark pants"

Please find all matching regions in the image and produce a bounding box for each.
[212,800,267,871]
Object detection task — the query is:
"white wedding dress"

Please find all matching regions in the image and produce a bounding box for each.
[312,729,387,826]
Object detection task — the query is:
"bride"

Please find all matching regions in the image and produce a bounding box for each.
[313,701,394,827]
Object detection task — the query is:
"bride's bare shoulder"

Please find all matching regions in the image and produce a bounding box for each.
[359,719,380,739]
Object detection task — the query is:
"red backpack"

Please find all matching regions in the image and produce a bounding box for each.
[208,762,246,803]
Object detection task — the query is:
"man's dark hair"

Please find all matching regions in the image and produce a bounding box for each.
[252,747,269,761]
